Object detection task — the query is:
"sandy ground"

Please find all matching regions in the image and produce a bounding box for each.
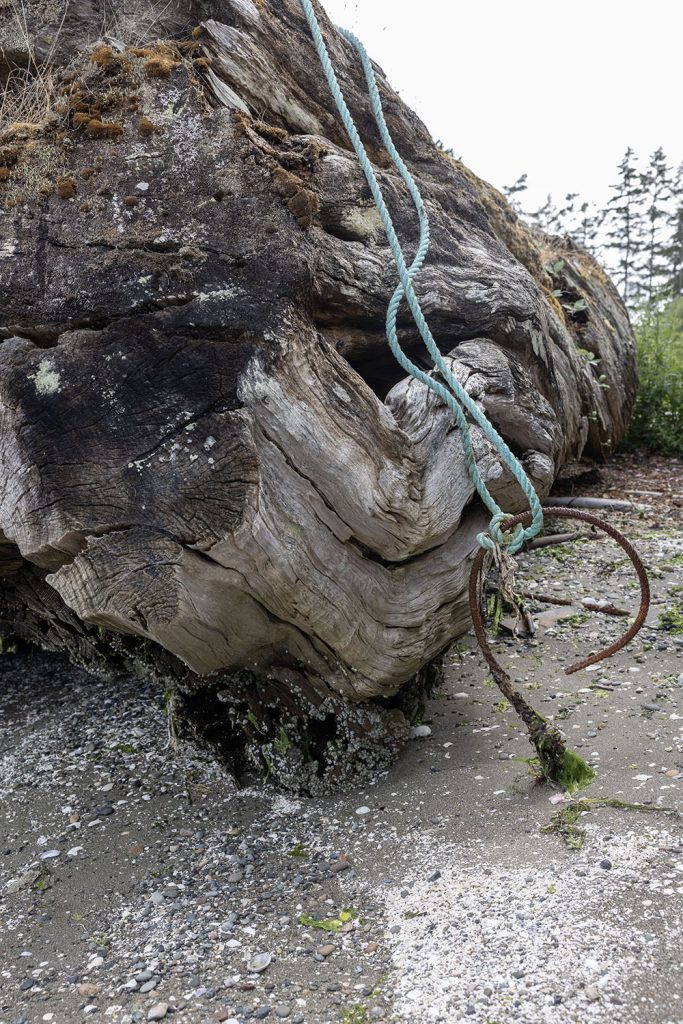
[1,465,682,1024]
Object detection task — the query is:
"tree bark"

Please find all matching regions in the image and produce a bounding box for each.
[0,0,637,789]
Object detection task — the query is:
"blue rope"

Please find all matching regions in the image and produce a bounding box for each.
[297,0,544,553]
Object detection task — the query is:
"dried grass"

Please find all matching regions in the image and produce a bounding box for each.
[0,0,66,135]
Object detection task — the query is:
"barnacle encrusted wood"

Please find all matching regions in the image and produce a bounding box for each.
[0,0,637,789]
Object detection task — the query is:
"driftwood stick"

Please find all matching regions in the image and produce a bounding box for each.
[526,530,583,549]
[518,592,631,617]
[544,497,634,511]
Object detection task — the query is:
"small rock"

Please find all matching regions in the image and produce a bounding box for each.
[410,725,431,739]
[147,1005,168,1021]
[78,983,101,997]
[585,985,600,1002]
[274,1006,291,1019]
[427,870,441,882]
[355,806,371,816]
[599,858,612,870]
[317,944,336,957]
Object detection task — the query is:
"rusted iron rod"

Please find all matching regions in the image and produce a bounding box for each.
[468,506,650,787]
[470,507,650,676]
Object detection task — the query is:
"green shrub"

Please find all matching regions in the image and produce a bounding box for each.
[624,297,683,454]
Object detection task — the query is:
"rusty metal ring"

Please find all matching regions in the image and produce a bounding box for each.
[469,506,651,676]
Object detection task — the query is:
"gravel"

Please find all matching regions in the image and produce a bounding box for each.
[1,469,681,1024]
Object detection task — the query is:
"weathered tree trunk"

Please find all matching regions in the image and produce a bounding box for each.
[0,0,636,790]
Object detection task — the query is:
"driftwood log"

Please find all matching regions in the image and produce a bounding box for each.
[0,0,636,790]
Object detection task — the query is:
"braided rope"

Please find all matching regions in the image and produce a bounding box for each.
[298,0,544,552]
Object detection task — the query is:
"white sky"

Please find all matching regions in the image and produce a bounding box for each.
[320,0,682,213]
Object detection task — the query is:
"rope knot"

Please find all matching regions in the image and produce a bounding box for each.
[477,512,526,554]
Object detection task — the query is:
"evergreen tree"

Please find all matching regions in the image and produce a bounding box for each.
[495,149,681,310]
[638,147,674,304]
[574,201,603,253]
[604,147,646,306]
[526,194,561,233]
[502,173,528,212]
[664,163,683,298]
[557,192,579,229]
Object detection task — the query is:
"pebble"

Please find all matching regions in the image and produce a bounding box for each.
[2,512,680,1024]
[147,1005,168,1021]
[410,725,432,739]
[78,983,101,997]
